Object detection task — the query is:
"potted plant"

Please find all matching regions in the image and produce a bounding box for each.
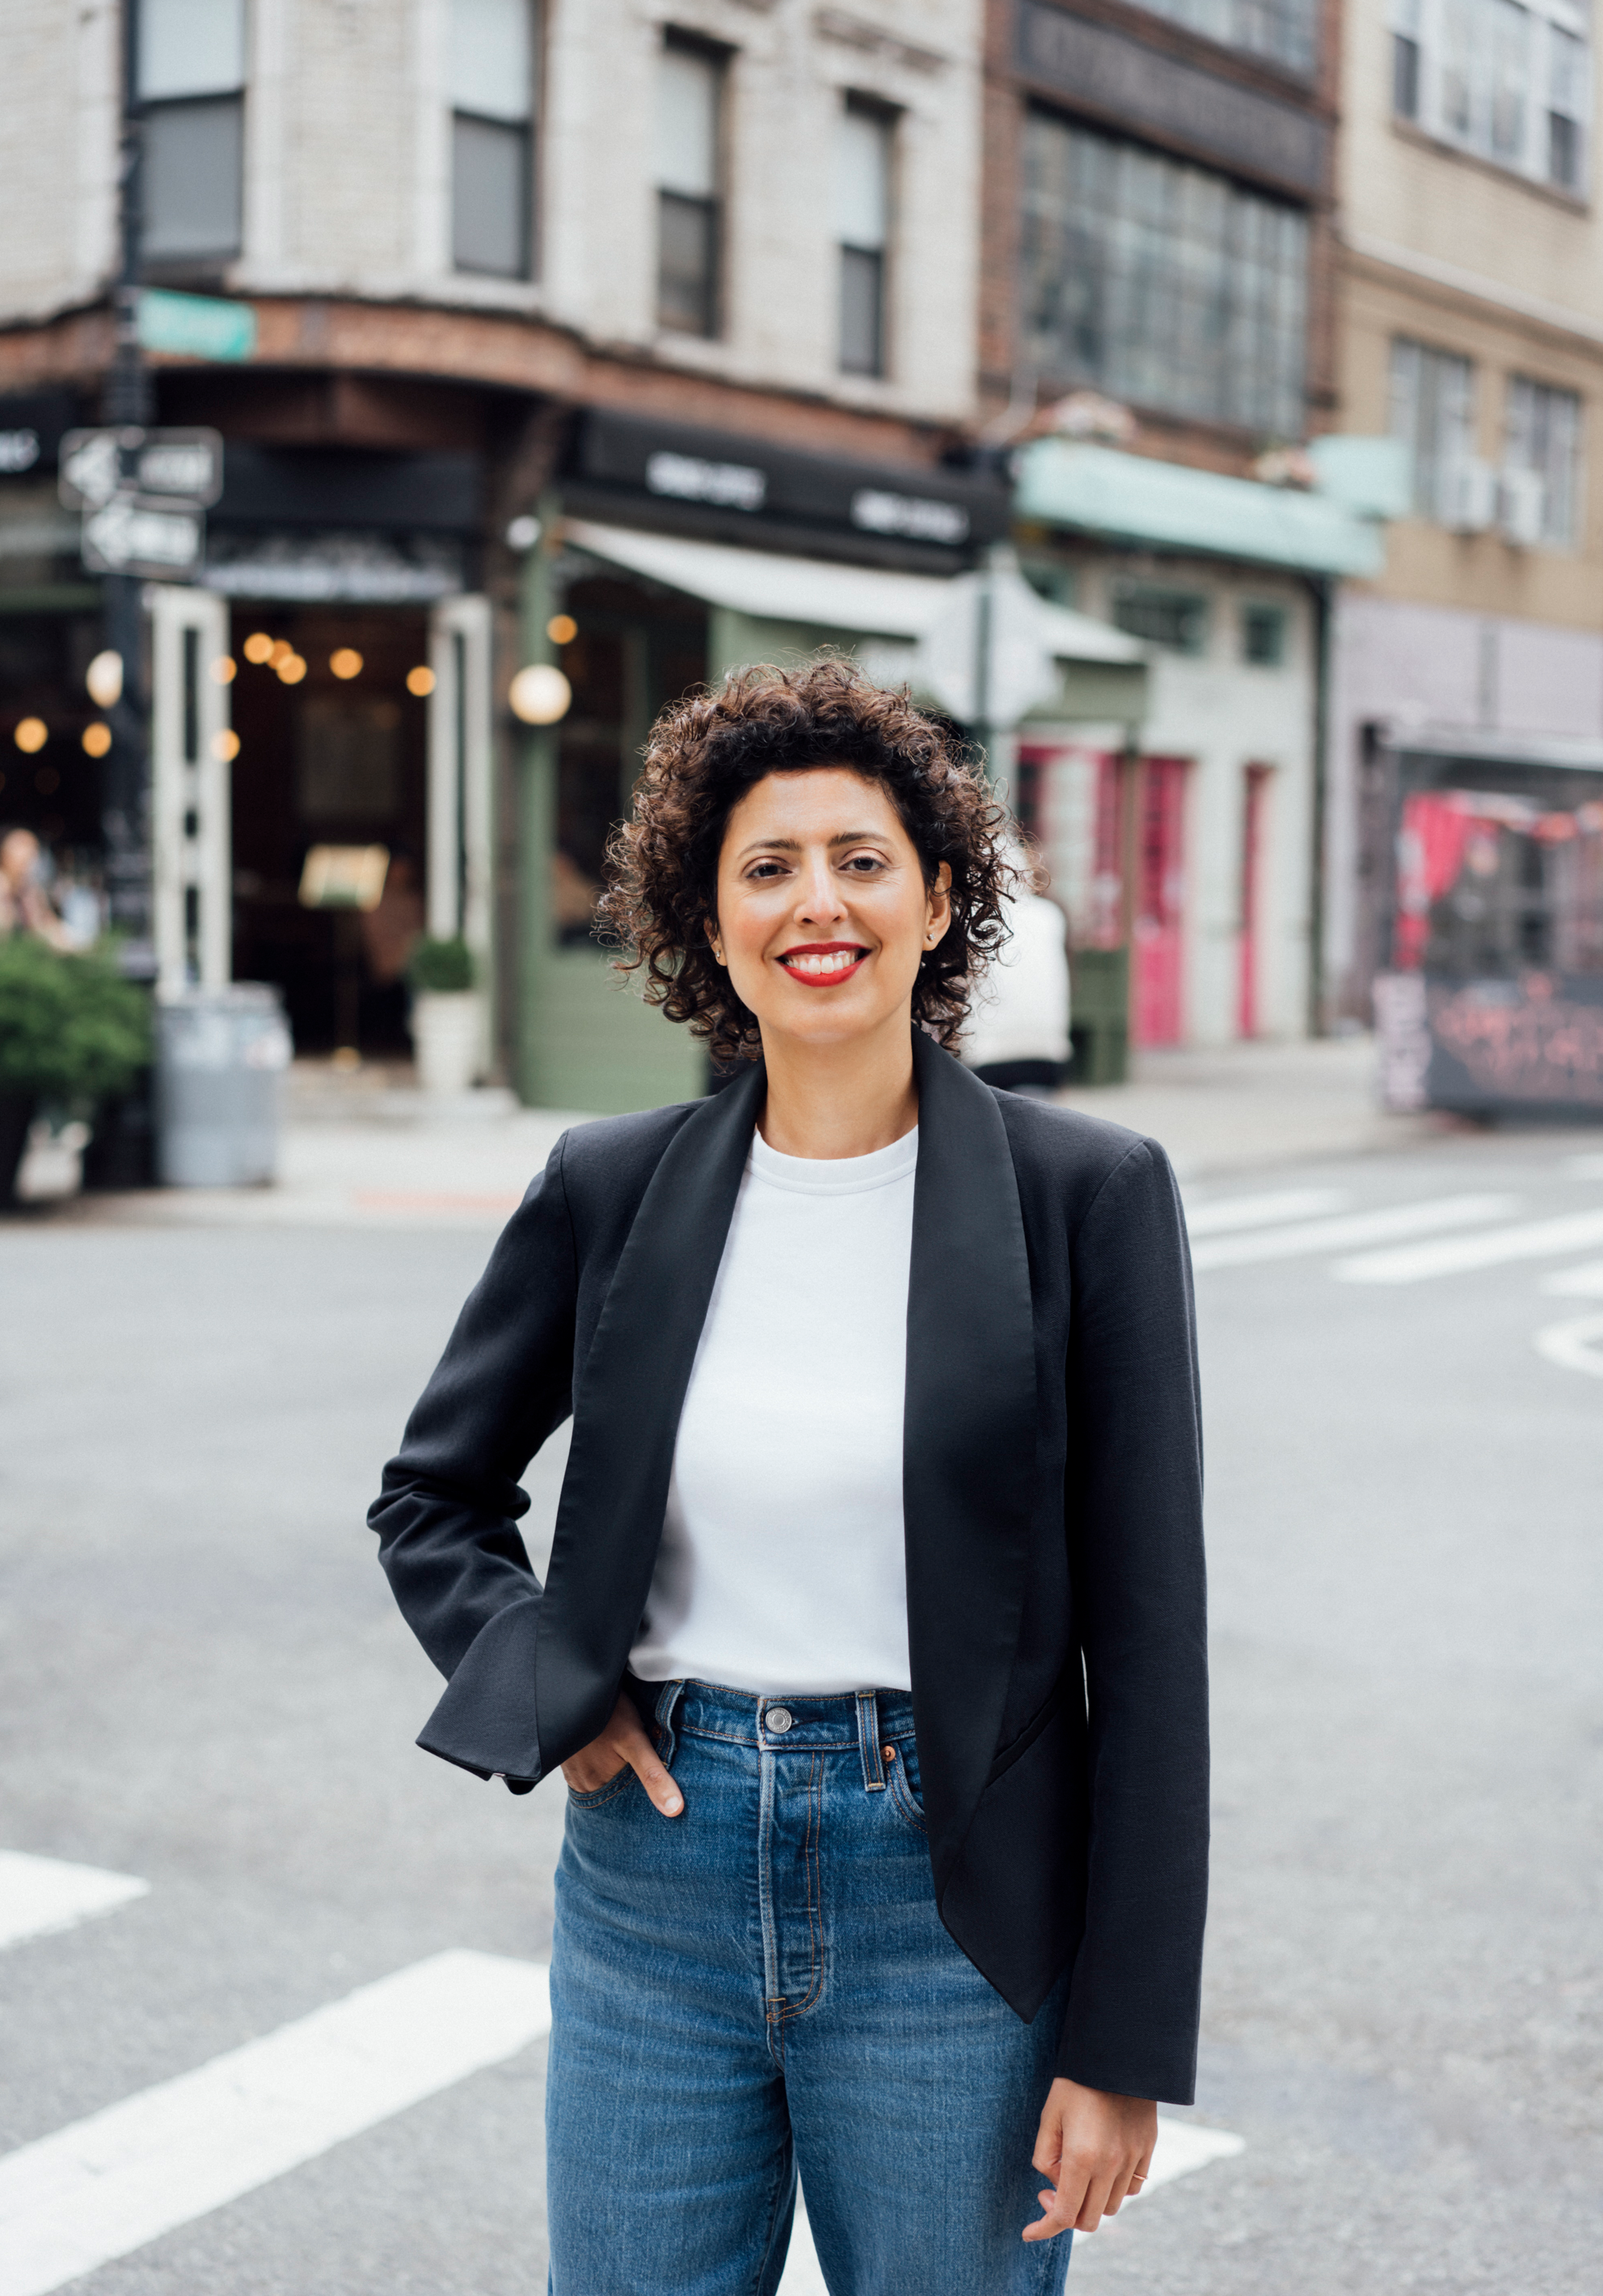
[407,935,483,1096]
[0,937,150,1203]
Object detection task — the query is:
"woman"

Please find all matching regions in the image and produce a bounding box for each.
[370,662,1207,2295]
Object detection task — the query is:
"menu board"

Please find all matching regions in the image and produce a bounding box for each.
[1376,971,1603,1113]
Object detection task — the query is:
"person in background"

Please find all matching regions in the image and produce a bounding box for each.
[0,828,73,950]
[962,855,1073,1097]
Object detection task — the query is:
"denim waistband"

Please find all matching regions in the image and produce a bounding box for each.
[626,1675,917,1793]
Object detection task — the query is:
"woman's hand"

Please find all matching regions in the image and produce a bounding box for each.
[1023,2078,1156,2243]
[560,1691,684,1815]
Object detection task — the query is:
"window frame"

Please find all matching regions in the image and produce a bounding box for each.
[1504,373,1584,547]
[1389,0,1592,197]
[136,0,248,273]
[1390,335,1479,525]
[655,32,727,340]
[836,95,896,380]
[449,0,540,281]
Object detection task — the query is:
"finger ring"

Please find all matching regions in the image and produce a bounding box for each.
[1129,2174,1145,2186]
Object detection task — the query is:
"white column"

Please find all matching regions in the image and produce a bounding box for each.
[425,592,493,960]
[150,587,233,995]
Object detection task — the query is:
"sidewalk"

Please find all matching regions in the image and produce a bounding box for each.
[26,1034,1451,1233]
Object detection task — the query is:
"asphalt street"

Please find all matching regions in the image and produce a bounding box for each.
[2,1119,1601,2294]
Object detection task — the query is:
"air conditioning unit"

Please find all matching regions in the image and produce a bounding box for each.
[1498,466,1546,546]
[1441,457,1496,533]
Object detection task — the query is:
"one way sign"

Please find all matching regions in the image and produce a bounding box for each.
[80,493,205,579]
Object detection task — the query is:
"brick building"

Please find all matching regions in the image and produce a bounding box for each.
[1,0,1089,1110]
[978,0,1386,1049]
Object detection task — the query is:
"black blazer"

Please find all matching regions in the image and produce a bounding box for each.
[370,1030,1208,2105]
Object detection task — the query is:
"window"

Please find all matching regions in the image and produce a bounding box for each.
[1505,376,1583,544]
[1120,0,1319,77]
[837,101,892,377]
[451,0,537,277]
[1390,0,1590,192]
[1112,586,1210,653]
[138,0,246,267]
[656,39,723,336]
[1240,603,1287,664]
[1390,338,1476,522]
[1021,112,1309,436]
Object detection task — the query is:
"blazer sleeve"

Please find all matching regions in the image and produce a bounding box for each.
[367,1132,580,1788]
[1057,1136,1208,2104]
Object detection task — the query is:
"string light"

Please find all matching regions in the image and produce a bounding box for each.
[546,614,577,645]
[269,638,294,668]
[330,648,363,680]
[82,723,112,756]
[210,656,237,685]
[14,717,46,753]
[276,654,308,685]
[86,650,123,707]
[406,665,436,697]
[212,729,241,761]
[243,632,275,665]
[508,664,572,725]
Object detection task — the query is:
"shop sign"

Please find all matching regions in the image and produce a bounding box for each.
[576,411,1008,554]
[137,288,257,364]
[1376,970,1603,1113]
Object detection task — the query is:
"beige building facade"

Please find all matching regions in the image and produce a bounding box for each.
[1328,0,1603,1017]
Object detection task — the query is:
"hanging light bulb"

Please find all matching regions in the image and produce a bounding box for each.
[243,632,275,665]
[508,664,572,725]
[14,717,47,753]
[210,656,237,685]
[406,665,436,697]
[82,723,112,757]
[212,729,241,761]
[86,650,123,708]
[330,647,363,680]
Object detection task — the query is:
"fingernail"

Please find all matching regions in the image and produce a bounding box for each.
[664,1794,683,1814]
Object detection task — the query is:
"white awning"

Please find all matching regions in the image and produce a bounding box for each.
[1378,723,1603,773]
[561,516,1141,666]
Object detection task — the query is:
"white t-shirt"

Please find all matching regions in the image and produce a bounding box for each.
[628,1125,917,1695]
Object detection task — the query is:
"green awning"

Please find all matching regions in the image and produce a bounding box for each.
[1015,440,1386,579]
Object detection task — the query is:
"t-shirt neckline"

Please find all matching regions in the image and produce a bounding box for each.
[749,1125,918,1196]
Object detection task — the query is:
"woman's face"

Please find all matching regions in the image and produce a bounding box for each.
[711,768,950,1052]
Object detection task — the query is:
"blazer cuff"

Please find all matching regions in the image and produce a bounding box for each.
[1053,2002,1198,2109]
[416,1594,544,1787]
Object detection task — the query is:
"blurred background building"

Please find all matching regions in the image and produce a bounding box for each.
[0,0,1599,1113]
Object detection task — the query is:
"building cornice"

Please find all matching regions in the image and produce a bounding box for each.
[1341,228,1603,355]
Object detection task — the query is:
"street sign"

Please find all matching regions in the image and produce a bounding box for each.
[137,288,257,364]
[59,426,224,512]
[81,491,205,579]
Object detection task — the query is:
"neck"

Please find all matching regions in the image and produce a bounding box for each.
[756,1009,918,1160]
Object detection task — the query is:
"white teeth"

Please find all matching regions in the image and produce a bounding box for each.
[787,950,859,976]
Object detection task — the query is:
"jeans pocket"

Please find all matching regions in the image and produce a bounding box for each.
[887,1742,926,1832]
[565,1766,635,1810]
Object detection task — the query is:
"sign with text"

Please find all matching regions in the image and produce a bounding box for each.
[80,492,205,579]
[60,427,224,512]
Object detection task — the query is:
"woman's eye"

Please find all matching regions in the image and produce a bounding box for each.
[746,860,786,881]
[843,854,885,874]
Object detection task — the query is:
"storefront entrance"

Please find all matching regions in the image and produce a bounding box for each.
[1133,756,1188,1047]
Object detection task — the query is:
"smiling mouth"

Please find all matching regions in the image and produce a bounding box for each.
[778,942,868,984]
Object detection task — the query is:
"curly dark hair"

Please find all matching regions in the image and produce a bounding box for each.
[600,657,1018,1068]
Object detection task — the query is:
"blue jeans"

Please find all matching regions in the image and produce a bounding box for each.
[546,1679,1073,2296]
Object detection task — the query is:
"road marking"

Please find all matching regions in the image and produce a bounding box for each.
[1542,1259,1603,1296]
[1533,1312,1603,1380]
[1183,1188,1348,1238]
[778,2114,1245,2287]
[0,1949,551,2296]
[0,1853,148,1954]
[1335,1207,1603,1286]
[1190,1194,1517,1273]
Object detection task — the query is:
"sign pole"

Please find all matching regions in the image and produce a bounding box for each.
[101,0,154,967]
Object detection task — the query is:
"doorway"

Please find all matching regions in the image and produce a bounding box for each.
[228,606,430,1055]
[1238,764,1271,1038]
[1132,756,1188,1047]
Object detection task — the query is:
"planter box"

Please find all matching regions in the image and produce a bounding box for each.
[411,991,484,1096]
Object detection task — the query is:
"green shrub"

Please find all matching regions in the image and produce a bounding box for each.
[0,937,151,1102]
[407,935,476,993]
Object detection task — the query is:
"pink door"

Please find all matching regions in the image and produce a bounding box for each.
[1133,757,1188,1047]
[1238,765,1270,1038]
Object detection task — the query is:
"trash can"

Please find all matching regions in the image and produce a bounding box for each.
[1067,946,1130,1086]
[154,984,293,1186]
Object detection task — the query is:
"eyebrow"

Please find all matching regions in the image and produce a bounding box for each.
[734,832,884,859]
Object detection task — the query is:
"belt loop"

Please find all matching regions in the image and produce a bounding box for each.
[653,1679,685,1769]
[857,1691,885,1791]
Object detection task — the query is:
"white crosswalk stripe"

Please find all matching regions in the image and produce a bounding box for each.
[1334,1207,1603,1286]
[1541,1259,1603,1296]
[0,1951,551,2296]
[1533,1312,1603,1380]
[1183,1188,1348,1238]
[0,1854,148,1954]
[1189,1194,1518,1273]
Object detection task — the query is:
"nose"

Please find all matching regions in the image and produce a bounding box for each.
[794,850,847,926]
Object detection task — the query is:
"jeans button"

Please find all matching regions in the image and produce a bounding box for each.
[767,1706,794,1735]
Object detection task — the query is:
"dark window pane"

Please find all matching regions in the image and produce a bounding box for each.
[840,245,884,375]
[453,113,529,276]
[142,96,243,263]
[1549,112,1582,190]
[1392,34,1420,119]
[1112,588,1209,653]
[658,190,718,335]
[1240,604,1285,665]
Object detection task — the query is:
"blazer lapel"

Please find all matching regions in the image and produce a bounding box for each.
[904,1032,1040,1891]
[534,1062,764,1765]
